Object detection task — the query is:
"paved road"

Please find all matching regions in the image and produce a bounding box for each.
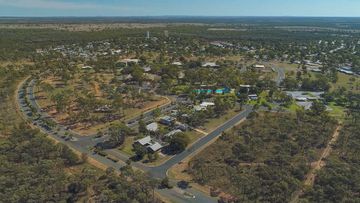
[17,78,253,203]
[274,67,286,86]
[147,106,253,179]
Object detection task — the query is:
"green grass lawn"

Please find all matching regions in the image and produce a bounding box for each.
[287,102,302,112]
[328,102,346,121]
[186,131,205,145]
[119,136,136,156]
[202,109,239,132]
[332,73,360,93]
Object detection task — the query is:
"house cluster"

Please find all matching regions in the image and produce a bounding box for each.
[134,115,189,153]
[40,40,125,61]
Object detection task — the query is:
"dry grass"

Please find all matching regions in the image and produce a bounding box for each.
[35,73,169,135]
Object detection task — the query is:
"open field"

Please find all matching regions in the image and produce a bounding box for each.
[202,108,240,133]
[331,72,360,93]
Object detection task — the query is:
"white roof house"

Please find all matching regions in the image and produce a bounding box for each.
[194,105,205,111]
[194,102,215,111]
[146,122,159,132]
[248,94,258,100]
[200,102,215,108]
[148,142,163,152]
[135,136,163,152]
[172,62,183,66]
[254,64,265,69]
[121,59,140,63]
[82,65,93,69]
[135,136,152,146]
[142,66,152,72]
[202,62,219,67]
[296,97,308,102]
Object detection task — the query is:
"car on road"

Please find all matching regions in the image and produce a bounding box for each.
[177,181,190,189]
[127,120,136,125]
[94,134,103,139]
[183,192,195,199]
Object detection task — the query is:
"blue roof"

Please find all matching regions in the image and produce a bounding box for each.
[194,89,213,94]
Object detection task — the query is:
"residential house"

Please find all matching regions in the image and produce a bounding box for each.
[202,62,219,68]
[146,122,159,132]
[134,136,163,153]
[159,116,176,126]
[248,94,258,100]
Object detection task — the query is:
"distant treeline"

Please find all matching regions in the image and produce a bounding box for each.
[1,16,360,28]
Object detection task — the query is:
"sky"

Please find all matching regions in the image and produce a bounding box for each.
[0,0,360,17]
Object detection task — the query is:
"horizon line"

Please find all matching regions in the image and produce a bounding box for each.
[1,15,360,18]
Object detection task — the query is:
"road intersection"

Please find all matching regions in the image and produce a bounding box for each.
[17,78,253,203]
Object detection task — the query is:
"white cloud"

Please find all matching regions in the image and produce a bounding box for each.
[0,0,128,11]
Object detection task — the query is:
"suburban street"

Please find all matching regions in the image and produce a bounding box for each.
[17,78,253,203]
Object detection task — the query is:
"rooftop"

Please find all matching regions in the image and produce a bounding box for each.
[146,122,159,132]
[136,136,152,146]
[148,142,163,152]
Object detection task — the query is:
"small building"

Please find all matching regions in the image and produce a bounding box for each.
[338,67,354,75]
[146,122,159,132]
[194,89,213,95]
[295,97,308,102]
[148,142,163,153]
[215,88,231,94]
[172,62,183,66]
[142,66,152,72]
[195,101,215,111]
[286,91,324,101]
[248,94,258,100]
[194,105,206,111]
[253,64,265,69]
[200,102,215,108]
[135,136,152,146]
[309,67,322,73]
[164,129,182,138]
[159,116,176,126]
[120,59,140,66]
[82,65,93,70]
[202,62,219,68]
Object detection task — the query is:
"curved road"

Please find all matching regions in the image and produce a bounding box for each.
[17,78,253,203]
